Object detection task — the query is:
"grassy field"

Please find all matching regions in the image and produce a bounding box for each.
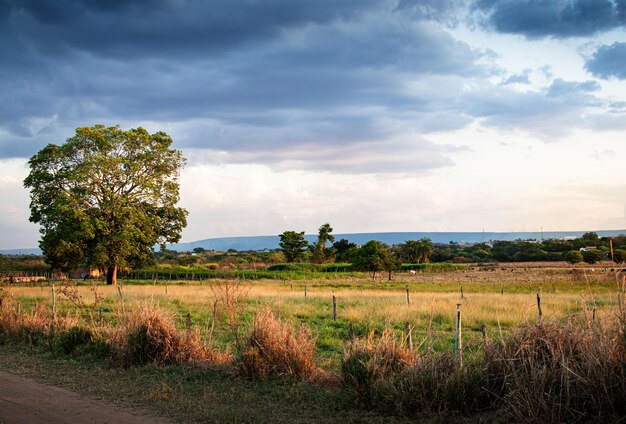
[2,265,624,422]
[4,266,621,367]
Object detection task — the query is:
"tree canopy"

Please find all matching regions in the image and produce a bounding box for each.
[311,223,336,264]
[24,125,188,285]
[352,240,398,280]
[278,231,309,263]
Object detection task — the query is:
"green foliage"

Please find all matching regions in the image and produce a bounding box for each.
[352,241,398,279]
[333,239,357,262]
[24,125,188,284]
[395,238,434,263]
[581,249,604,264]
[278,231,309,263]
[311,223,336,264]
[564,250,583,264]
[613,249,626,263]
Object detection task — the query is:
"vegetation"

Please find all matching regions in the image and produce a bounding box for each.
[311,223,336,264]
[351,240,398,280]
[1,267,624,422]
[23,124,187,285]
[278,231,309,263]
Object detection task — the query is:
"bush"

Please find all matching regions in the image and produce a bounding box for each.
[112,305,230,367]
[238,308,318,380]
[56,326,93,354]
[486,320,626,423]
[341,328,415,407]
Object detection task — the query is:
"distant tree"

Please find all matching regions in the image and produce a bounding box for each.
[311,223,336,264]
[564,250,583,264]
[613,249,626,263]
[415,238,434,263]
[396,240,420,263]
[333,238,357,262]
[24,125,187,285]
[192,247,206,254]
[352,240,398,280]
[582,249,604,264]
[278,231,309,263]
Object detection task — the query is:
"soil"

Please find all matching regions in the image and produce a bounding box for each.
[0,371,170,424]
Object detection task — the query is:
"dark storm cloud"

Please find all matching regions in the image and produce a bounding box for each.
[473,0,626,38]
[0,0,616,173]
[585,42,626,79]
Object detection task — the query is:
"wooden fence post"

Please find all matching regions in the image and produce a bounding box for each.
[304,282,307,299]
[332,293,337,321]
[51,284,56,317]
[405,284,410,306]
[455,303,462,366]
[537,292,542,324]
[404,321,413,350]
[117,285,125,317]
[348,322,354,340]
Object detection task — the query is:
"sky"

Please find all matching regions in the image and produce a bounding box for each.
[1,0,626,249]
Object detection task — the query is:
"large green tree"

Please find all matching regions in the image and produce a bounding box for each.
[278,231,309,263]
[24,125,188,285]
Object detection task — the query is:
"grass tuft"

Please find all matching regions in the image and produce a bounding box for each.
[238,308,319,380]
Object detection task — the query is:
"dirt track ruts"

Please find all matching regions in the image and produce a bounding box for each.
[0,371,170,424]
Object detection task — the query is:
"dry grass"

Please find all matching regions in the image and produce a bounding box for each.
[109,303,231,367]
[341,316,626,422]
[238,308,321,381]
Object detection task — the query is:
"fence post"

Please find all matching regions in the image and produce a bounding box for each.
[51,284,56,317]
[405,284,410,305]
[460,285,464,299]
[455,303,462,366]
[117,285,125,318]
[304,282,307,299]
[537,292,542,324]
[348,322,354,340]
[404,321,413,350]
[332,293,337,321]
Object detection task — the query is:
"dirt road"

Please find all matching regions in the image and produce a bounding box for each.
[0,371,170,424]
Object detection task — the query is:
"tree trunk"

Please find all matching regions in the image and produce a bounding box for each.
[388,270,393,281]
[106,265,117,286]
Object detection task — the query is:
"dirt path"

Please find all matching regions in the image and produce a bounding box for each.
[0,371,171,424]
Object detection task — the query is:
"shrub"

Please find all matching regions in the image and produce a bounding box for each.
[238,308,318,380]
[56,326,93,354]
[486,320,626,423]
[341,328,415,407]
[111,305,230,367]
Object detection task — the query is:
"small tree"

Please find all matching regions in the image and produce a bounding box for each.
[278,231,309,263]
[582,249,604,265]
[311,223,336,264]
[564,250,583,264]
[24,125,187,285]
[333,238,357,262]
[352,240,398,281]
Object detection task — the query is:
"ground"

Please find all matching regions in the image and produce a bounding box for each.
[0,371,170,424]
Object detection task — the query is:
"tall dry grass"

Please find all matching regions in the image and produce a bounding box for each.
[341,317,626,422]
[109,304,231,367]
[238,308,320,381]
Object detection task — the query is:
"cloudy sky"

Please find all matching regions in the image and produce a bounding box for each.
[1,0,626,249]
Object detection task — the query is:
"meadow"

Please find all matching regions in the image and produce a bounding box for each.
[2,265,625,422]
[4,265,621,366]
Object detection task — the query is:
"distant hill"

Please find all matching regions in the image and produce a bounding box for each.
[4,229,626,255]
[0,248,42,256]
[168,229,626,252]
